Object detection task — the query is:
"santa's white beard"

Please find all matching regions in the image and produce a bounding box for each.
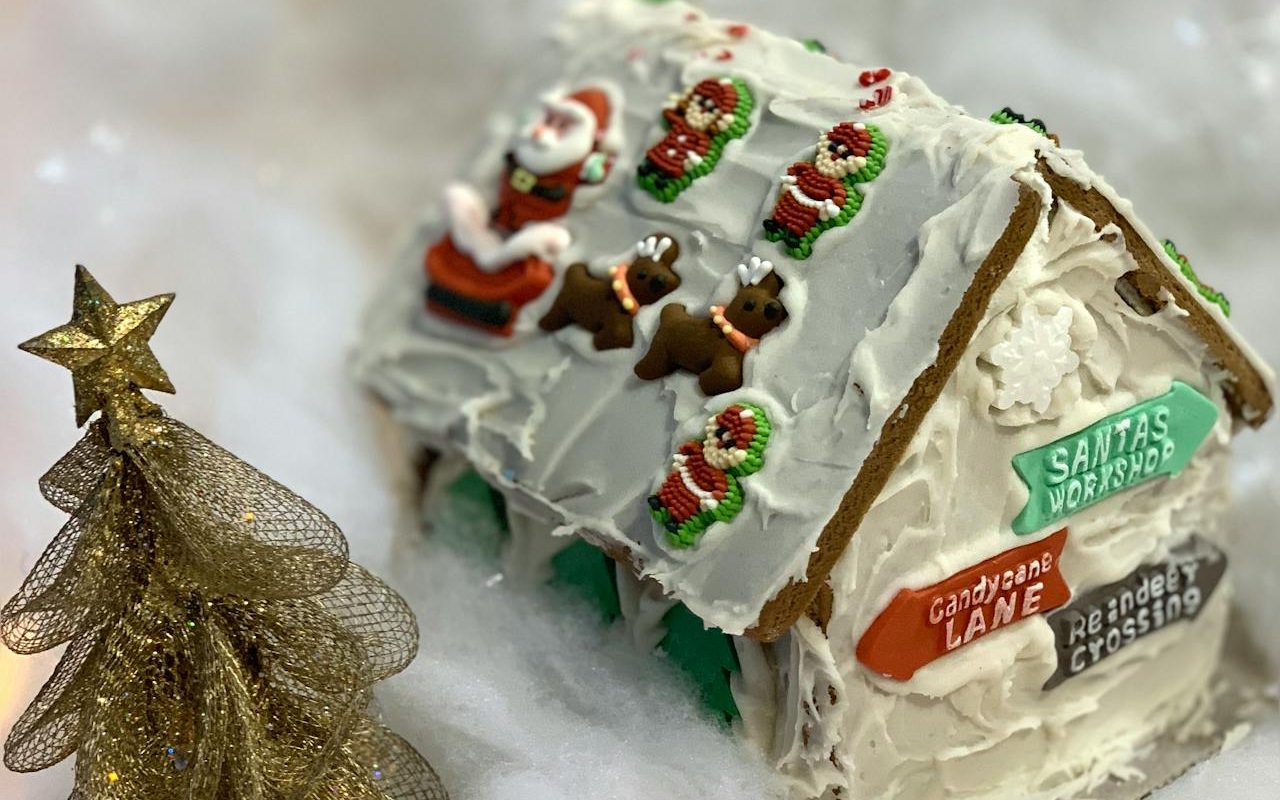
[815,146,862,179]
[512,112,595,175]
[702,439,747,470]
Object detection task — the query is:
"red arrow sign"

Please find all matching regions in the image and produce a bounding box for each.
[857,529,1071,680]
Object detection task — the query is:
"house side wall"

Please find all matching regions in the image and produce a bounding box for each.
[760,200,1238,800]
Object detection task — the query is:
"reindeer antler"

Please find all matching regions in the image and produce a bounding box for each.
[635,235,674,261]
[736,255,774,287]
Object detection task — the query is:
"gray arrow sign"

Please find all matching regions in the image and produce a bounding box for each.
[1044,536,1227,690]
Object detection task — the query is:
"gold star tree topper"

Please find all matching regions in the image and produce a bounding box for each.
[19,266,175,426]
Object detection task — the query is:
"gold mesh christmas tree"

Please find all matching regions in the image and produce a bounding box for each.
[5,266,448,800]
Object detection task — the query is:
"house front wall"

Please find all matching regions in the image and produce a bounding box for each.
[759,197,1239,799]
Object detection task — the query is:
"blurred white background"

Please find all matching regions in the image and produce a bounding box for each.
[1,1,1277,798]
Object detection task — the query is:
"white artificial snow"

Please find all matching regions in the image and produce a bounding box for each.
[986,306,1080,413]
[379,536,785,800]
[2,2,1279,799]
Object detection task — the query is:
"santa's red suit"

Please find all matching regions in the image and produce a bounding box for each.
[492,153,584,233]
[643,113,711,180]
[492,87,614,231]
[654,442,730,526]
[642,78,739,180]
[770,161,848,238]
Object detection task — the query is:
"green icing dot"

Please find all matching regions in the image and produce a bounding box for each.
[800,38,827,54]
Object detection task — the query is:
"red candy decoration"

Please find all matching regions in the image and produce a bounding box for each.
[772,163,848,238]
[642,78,735,181]
[857,529,1072,680]
[727,23,750,38]
[859,86,893,112]
[720,406,758,446]
[655,441,730,526]
[768,121,871,239]
[714,49,733,61]
[858,68,892,87]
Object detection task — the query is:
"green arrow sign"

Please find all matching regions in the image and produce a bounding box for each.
[1012,381,1218,535]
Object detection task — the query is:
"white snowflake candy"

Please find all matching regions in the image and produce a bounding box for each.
[986,306,1080,414]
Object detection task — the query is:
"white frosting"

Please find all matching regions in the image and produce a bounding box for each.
[1040,147,1276,421]
[798,202,1238,800]
[500,508,572,588]
[615,569,678,654]
[770,620,847,798]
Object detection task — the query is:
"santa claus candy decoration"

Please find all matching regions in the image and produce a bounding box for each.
[426,86,619,336]
[636,76,754,203]
[762,121,888,259]
[492,87,617,230]
[648,402,772,548]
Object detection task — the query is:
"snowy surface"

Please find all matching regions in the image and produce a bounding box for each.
[1,1,1277,798]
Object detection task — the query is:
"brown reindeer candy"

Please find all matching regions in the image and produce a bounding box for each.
[634,257,787,396]
[539,234,683,351]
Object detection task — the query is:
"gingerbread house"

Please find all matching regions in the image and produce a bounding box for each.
[356,3,1275,798]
